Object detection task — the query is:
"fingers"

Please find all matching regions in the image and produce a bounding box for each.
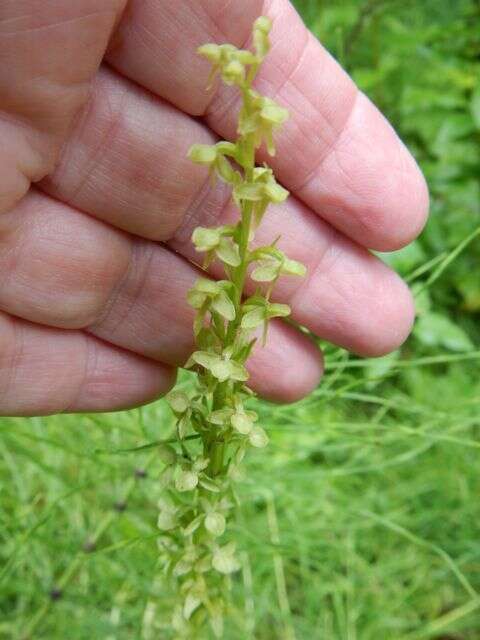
[0,0,126,213]
[0,311,175,417]
[105,0,428,251]
[0,190,323,402]
[38,67,414,356]
[171,189,416,358]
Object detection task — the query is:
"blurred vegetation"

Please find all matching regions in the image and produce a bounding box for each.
[1,2,480,639]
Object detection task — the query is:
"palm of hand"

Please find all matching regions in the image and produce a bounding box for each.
[0,0,428,416]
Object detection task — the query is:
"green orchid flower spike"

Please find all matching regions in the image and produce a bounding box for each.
[158,16,307,639]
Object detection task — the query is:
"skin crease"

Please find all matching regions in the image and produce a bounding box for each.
[0,0,429,416]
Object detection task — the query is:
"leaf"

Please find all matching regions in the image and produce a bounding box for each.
[175,469,199,492]
[249,426,269,448]
[414,312,474,352]
[205,512,226,537]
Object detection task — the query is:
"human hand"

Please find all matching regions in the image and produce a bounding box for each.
[0,0,428,416]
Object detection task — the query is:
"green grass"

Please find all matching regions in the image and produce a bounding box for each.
[2,1,480,638]
[2,348,480,638]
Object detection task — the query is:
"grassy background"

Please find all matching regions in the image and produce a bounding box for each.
[1,1,480,638]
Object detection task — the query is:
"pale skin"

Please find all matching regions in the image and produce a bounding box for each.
[0,0,429,416]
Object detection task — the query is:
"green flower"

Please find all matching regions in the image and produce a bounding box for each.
[198,43,257,88]
[233,166,289,228]
[239,91,289,156]
[187,278,236,321]
[188,142,239,185]
[241,296,291,331]
[186,350,248,383]
[250,247,307,282]
[191,227,240,268]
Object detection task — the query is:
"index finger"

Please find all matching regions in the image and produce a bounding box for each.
[106,0,428,251]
